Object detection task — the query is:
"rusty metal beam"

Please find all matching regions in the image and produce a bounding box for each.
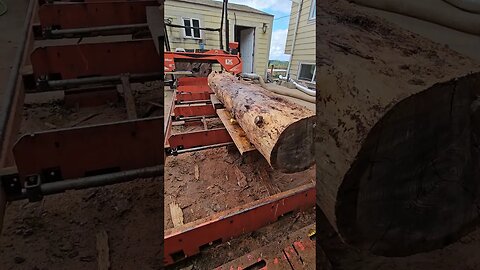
[166,128,232,154]
[38,0,159,29]
[173,104,216,118]
[215,225,316,269]
[31,39,162,81]
[163,183,315,265]
[13,117,163,183]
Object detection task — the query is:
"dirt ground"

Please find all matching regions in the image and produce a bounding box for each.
[164,148,315,230]
[0,84,163,269]
[318,1,480,269]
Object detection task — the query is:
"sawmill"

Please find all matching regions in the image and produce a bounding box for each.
[162,0,316,268]
[0,0,317,268]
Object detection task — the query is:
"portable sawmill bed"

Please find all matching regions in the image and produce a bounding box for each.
[163,77,316,269]
[0,0,164,201]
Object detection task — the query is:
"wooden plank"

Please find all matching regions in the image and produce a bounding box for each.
[120,74,138,120]
[216,109,256,155]
[96,229,110,270]
[169,202,184,227]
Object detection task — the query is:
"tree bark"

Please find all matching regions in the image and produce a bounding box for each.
[317,0,480,256]
[208,72,315,173]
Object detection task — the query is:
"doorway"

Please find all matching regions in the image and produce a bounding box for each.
[234,26,255,73]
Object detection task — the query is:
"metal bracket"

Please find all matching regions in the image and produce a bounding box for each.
[0,169,22,197]
[25,174,42,202]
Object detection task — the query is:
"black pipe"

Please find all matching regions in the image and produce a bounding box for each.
[10,165,164,201]
[49,23,148,36]
[164,24,171,51]
[165,23,220,32]
[220,0,225,50]
[41,165,163,195]
[44,72,163,89]
[0,0,35,156]
[225,0,230,52]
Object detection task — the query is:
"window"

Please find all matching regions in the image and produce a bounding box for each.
[298,63,316,82]
[309,0,316,20]
[183,18,201,39]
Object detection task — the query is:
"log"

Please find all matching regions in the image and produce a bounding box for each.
[317,0,480,256]
[208,72,315,173]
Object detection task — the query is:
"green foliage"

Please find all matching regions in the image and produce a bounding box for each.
[268,60,289,69]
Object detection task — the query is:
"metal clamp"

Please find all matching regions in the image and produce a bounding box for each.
[25,175,42,202]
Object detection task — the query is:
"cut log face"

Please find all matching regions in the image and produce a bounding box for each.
[337,75,480,256]
[317,0,480,257]
[208,72,315,173]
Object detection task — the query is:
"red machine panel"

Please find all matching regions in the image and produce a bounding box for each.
[31,39,162,80]
[165,50,242,74]
[38,0,159,29]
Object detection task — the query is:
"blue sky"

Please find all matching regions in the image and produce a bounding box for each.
[224,0,293,61]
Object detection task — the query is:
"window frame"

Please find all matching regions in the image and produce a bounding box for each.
[309,0,316,21]
[181,17,202,39]
[297,62,316,83]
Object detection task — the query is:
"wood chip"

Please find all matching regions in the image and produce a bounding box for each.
[194,164,199,181]
[169,202,184,227]
[44,122,57,129]
[234,166,248,188]
[96,229,110,270]
[70,113,100,127]
[147,101,164,108]
[120,74,137,120]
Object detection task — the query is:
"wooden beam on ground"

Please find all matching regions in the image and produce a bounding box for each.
[120,74,137,120]
[169,202,184,227]
[96,229,110,270]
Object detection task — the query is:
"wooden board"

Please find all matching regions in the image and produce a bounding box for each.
[169,202,184,227]
[96,229,110,270]
[217,109,256,155]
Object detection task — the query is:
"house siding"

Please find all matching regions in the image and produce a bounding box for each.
[165,0,273,77]
[285,0,316,83]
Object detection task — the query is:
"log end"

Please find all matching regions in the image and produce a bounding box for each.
[271,115,316,173]
[336,73,480,256]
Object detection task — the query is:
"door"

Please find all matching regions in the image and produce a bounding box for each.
[240,28,255,73]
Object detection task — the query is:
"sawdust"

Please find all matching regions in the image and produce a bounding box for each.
[164,147,314,230]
